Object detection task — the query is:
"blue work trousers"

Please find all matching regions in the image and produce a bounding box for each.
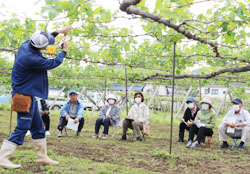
[8,96,45,145]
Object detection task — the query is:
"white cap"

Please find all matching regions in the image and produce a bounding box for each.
[107,94,116,101]
[30,31,55,48]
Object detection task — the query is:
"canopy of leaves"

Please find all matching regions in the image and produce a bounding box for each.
[1,0,250,91]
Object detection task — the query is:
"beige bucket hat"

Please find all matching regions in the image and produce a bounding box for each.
[200,97,212,107]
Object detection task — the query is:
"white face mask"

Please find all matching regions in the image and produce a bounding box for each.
[135,97,141,104]
[201,104,209,110]
[232,104,240,112]
[187,103,194,109]
[108,99,115,105]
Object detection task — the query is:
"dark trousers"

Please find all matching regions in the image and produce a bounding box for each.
[41,114,50,131]
[188,124,213,143]
[95,118,111,135]
[57,116,84,132]
[178,122,190,140]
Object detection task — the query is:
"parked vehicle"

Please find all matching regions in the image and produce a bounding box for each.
[47,92,104,110]
[46,100,66,110]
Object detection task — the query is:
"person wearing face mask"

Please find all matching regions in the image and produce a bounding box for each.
[186,98,216,149]
[119,92,149,142]
[218,98,250,150]
[176,97,200,142]
[92,94,120,140]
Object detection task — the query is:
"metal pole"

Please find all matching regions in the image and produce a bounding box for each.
[104,78,107,104]
[125,67,128,116]
[199,80,202,101]
[170,42,176,154]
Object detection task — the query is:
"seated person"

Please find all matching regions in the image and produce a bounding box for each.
[186,98,216,149]
[92,94,120,140]
[57,89,84,137]
[40,99,51,136]
[218,98,250,150]
[26,98,51,136]
[176,97,199,142]
[119,92,149,142]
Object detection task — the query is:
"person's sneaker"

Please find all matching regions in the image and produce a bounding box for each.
[76,132,82,137]
[219,142,229,149]
[186,140,193,148]
[45,131,51,136]
[57,131,63,137]
[102,134,108,140]
[238,144,246,151]
[191,141,199,149]
[136,137,142,142]
[25,130,31,136]
[92,134,98,139]
[119,136,127,141]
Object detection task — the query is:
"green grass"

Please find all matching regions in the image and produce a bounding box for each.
[0,108,250,174]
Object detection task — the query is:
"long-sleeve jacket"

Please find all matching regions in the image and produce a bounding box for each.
[60,100,84,119]
[222,109,250,130]
[182,106,200,122]
[98,105,120,128]
[195,109,216,129]
[128,103,150,125]
[12,39,66,99]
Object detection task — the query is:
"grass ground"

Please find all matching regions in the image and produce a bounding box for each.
[0,109,250,174]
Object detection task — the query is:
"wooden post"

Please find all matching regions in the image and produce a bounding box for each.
[82,91,100,110]
[148,86,159,107]
[175,85,192,119]
[216,88,229,117]
[90,93,104,117]
[49,86,65,110]
[78,87,84,99]
[118,85,134,108]
[125,67,128,116]
[228,90,233,102]
[158,99,164,112]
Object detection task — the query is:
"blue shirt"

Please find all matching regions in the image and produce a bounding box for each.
[60,100,84,119]
[12,40,66,98]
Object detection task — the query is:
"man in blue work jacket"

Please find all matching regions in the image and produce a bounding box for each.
[0,26,72,169]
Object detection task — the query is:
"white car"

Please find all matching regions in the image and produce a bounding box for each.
[47,92,104,111]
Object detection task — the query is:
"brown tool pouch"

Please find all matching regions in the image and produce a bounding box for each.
[11,93,32,113]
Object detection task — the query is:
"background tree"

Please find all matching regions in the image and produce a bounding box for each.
[1,0,250,92]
